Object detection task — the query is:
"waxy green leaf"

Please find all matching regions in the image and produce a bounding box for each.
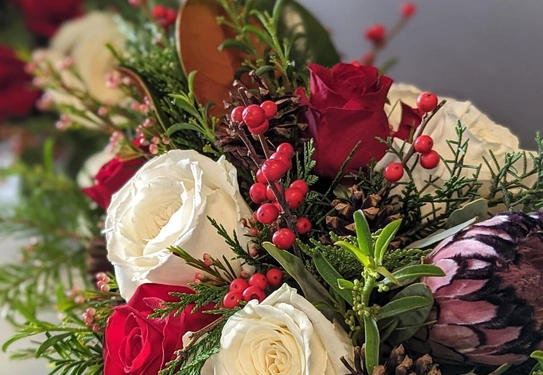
[354,210,374,260]
[378,295,432,320]
[313,252,353,304]
[375,219,402,265]
[363,316,380,375]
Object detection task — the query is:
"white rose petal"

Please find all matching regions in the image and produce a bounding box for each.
[214,284,353,375]
[378,84,537,213]
[105,150,252,301]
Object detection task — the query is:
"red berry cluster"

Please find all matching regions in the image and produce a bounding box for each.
[414,135,439,169]
[231,100,278,136]
[222,269,284,308]
[152,5,177,27]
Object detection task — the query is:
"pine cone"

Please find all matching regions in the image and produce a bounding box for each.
[215,72,308,171]
[327,185,402,234]
[343,345,441,375]
[86,237,114,284]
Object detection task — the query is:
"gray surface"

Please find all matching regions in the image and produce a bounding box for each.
[297,0,543,149]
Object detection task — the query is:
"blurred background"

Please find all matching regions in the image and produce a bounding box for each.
[1,0,542,373]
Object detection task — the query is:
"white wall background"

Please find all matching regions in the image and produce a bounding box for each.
[297,0,543,149]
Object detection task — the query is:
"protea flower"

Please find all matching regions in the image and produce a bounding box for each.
[420,211,543,365]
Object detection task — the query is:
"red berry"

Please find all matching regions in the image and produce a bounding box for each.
[276,143,294,158]
[401,2,416,18]
[289,180,308,196]
[261,159,288,182]
[242,104,266,128]
[364,24,386,43]
[416,92,438,112]
[384,162,405,182]
[272,228,296,250]
[285,188,304,209]
[165,9,177,25]
[266,182,283,202]
[248,119,269,135]
[273,201,283,213]
[260,101,278,120]
[256,203,279,224]
[413,135,434,154]
[362,51,374,65]
[229,278,249,293]
[270,152,292,170]
[242,285,266,302]
[152,5,167,19]
[266,268,283,288]
[249,273,268,290]
[249,183,268,203]
[223,291,243,308]
[256,169,266,184]
[295,217,312,235]
[231,106,244,123]
[420,150,440,169]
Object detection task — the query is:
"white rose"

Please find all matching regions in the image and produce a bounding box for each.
[105,150,252,301]
[214,284,353,375]
[40,12,126,127]
[378,84,536,208]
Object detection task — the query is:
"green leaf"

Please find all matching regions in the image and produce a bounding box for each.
[254,65,276,76]
[363,315,380,375]
[447,198,489,228]
[378,295,432,320]
[43,138,55,174]
[531,350,543,362]
[375,219,402,265]
[166,122,203,137]
[337,278,354,291]
[387,283,434,345]
[313,252,353,304]
[376,266,400,286]
[171,95,201,119]
[378,318,399,343]
[406,218,477,249]
[218,39,254,54]
[262,242,333,305]
[353,210,373,259]
[334,240,370,268]
[379,264,445,287]
[242,25,274,46]
[35,333,72,357]
[271,0,286,29]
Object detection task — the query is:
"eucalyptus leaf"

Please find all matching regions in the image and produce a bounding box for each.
[407,218,477,249]
[313,252,353,304]
[262,242,333,305]
[375,219,402,265]
[387,283,434,345]
[363,316,380,375]
[378,295,432,320]
[447,198,489,228]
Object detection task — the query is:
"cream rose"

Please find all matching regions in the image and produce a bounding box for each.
[40,12,126,127]
[213,284,353,375]
[378,84,536,205]
[105,150,252,301]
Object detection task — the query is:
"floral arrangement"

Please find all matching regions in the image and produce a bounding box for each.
[1,1,543,375]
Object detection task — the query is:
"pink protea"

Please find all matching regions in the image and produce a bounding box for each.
[420,211,543,365]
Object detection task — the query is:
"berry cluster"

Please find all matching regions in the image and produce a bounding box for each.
[83,307,101,333]
[222,269,283,308]
[384,91,441,183]
[230,100,278,136]
[151,5,177,27]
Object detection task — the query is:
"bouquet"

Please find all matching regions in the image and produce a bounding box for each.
[1,1,543,375]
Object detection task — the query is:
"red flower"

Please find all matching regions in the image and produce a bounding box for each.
[104,283,219,375]
[13,0,83,38]
[83,157,145,210]
[0,44,40,122]
[298,63,393,179]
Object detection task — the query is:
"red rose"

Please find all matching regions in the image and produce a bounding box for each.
[83,157,145,210]
[104,283,219,375]
[298,63,393,179]
[13,0,83,38]
[0,44,40,122]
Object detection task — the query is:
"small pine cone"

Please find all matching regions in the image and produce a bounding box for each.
[215,74,308,171]
[327,185,401,234]
[86,237,114,285]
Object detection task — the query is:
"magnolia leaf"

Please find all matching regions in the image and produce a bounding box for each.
[447,198,489,228]
[313,252,353,304]
[387,283,434,345]
[262,242,333,305]
[363,316,380,375]
[354,210,374,260]
[375,219,402,265]
[406,217,477,249]
[378,295,432,320]
[177,0,247,117]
